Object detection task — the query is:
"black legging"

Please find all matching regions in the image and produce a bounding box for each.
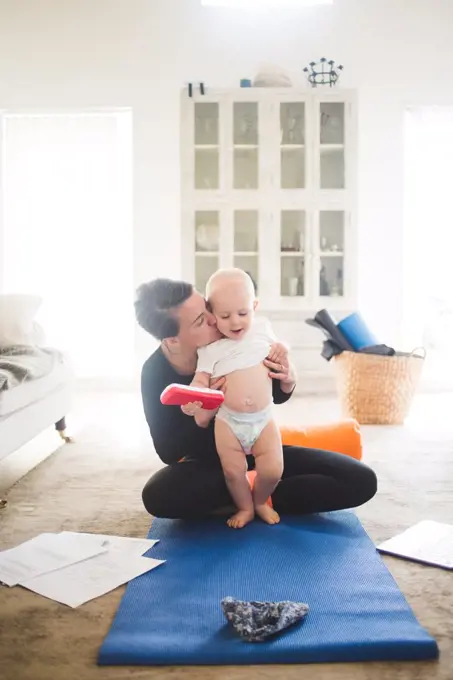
[142,446,377,519]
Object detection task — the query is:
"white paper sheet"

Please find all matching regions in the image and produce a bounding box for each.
[377,520,453,570]
[0,533,106,587]
[60,531,159,556]
[21,550,166,608]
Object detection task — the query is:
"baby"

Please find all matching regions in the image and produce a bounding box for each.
[185,268,289,529]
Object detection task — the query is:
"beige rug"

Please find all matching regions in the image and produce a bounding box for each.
[0,392,452,680]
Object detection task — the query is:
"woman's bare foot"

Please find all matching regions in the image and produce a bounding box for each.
[255,503,280,525]
[227,509,255,529]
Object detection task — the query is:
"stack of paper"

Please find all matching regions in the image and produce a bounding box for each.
[377,520,453,570]
[0,531,165,608]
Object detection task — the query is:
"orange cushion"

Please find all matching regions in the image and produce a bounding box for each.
[280,418,362,461]
[179,420,362,465]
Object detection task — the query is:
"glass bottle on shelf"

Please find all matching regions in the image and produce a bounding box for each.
[280,210,305,297]
[318,211,345,297]
[281,257,305,297]
[280,210,305,253]
[233,102,259,190]
[319,102,345,190]
[194,102,220,190]
[280,102,305,190]
[319,259,344,297]
[319,211,344,253]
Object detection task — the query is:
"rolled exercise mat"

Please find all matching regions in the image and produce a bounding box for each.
[98,512,438,666]
[337,312,378,351]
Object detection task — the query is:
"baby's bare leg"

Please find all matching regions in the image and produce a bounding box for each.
[252,420,284,525]
[215,418,254,529]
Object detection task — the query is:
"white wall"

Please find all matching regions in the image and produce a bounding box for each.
[0,0,452,367]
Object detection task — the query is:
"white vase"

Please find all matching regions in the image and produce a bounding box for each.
[288,277,298,296]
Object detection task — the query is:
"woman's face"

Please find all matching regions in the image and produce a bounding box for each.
[176,291,221,351]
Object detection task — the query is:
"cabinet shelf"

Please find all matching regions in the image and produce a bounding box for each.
[320,144,344,151]
[280,251,304,257]
[195,251,219,256]
[319,251,344,257]
[281,144,305,149]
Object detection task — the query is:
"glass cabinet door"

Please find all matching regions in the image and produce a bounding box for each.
[233,210,259,287]
[319,102,345,190]
[194,210,219,292]
[280,102,306,190]
[194,102,220,190]
[317,210,345,298]
[280,210,306,297]
[233,102,259,190]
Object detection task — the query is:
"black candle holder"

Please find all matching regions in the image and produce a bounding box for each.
[303,58,343,88]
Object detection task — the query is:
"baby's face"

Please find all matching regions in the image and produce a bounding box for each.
[209,283,255,340]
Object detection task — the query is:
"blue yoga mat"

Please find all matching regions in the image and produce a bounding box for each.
[98,512,438,666]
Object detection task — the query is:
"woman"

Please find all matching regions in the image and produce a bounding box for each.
[135,277,377,519]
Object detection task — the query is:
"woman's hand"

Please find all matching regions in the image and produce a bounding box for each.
[264,342,297,393]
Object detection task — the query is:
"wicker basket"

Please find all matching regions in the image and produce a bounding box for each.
[334,349,426,425]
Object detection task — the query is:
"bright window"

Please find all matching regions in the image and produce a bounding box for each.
[1,110,134,379]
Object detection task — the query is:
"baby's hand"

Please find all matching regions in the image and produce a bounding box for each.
[267,342,289,365]
[181,401,203,417]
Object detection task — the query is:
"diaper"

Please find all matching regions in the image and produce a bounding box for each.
[217,404,273,455]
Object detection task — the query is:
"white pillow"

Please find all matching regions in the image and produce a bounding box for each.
[253,64,292,87]
[0,294,44,347]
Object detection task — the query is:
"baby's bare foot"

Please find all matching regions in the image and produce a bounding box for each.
[255,503,280,525]
[227,509,255,529]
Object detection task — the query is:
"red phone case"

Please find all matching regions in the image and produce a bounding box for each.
[160,383,225,410]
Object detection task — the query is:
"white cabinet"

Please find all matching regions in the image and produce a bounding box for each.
[181,88,358,390]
